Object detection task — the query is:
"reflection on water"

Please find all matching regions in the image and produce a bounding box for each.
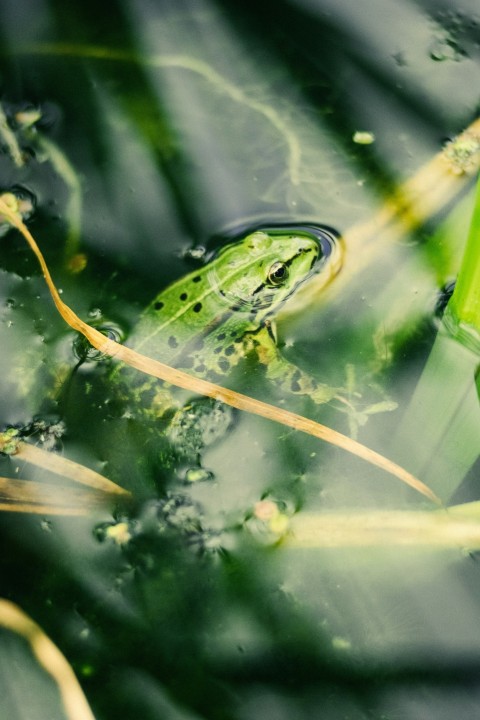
[0,0,480,718]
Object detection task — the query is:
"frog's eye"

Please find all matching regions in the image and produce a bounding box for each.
[266,261,289,286]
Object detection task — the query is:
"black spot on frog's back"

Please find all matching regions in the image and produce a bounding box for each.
[290,368,302,392]
[217,358,230,373]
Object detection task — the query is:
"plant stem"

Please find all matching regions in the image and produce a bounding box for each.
[447,172,480,340]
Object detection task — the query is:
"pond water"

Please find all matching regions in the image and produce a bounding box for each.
[0,1,480,719]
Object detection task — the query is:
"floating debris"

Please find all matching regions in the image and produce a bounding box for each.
[184,467,214,484]
[0,427,21,455]
[353,131,375,145]
[443,132,480,175]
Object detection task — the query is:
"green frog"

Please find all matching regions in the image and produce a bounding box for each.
[107,226,341,470]
[114,227,339,414]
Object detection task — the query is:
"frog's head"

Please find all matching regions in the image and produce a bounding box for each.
[208,229,326,315]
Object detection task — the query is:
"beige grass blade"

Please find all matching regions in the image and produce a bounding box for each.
[0,599,96,720]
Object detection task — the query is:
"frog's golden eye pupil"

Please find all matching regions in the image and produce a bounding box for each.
[267,261,289,286]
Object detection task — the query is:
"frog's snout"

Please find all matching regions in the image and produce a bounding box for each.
[298,242,320,270]
[291,239,320,273]
[300,226,341,276]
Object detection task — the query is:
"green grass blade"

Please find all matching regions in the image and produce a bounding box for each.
[447,173,480,343]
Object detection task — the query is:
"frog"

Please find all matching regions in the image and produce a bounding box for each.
[112,226,340,414]
[104,226,342,472]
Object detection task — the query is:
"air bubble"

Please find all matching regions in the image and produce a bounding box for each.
[88,308,103,320]
[184,246,207,262]
[73,323,124,362]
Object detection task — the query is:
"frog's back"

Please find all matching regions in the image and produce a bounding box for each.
[130,265,225,367]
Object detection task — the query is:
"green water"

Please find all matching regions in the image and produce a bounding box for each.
[0,1,480,718]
